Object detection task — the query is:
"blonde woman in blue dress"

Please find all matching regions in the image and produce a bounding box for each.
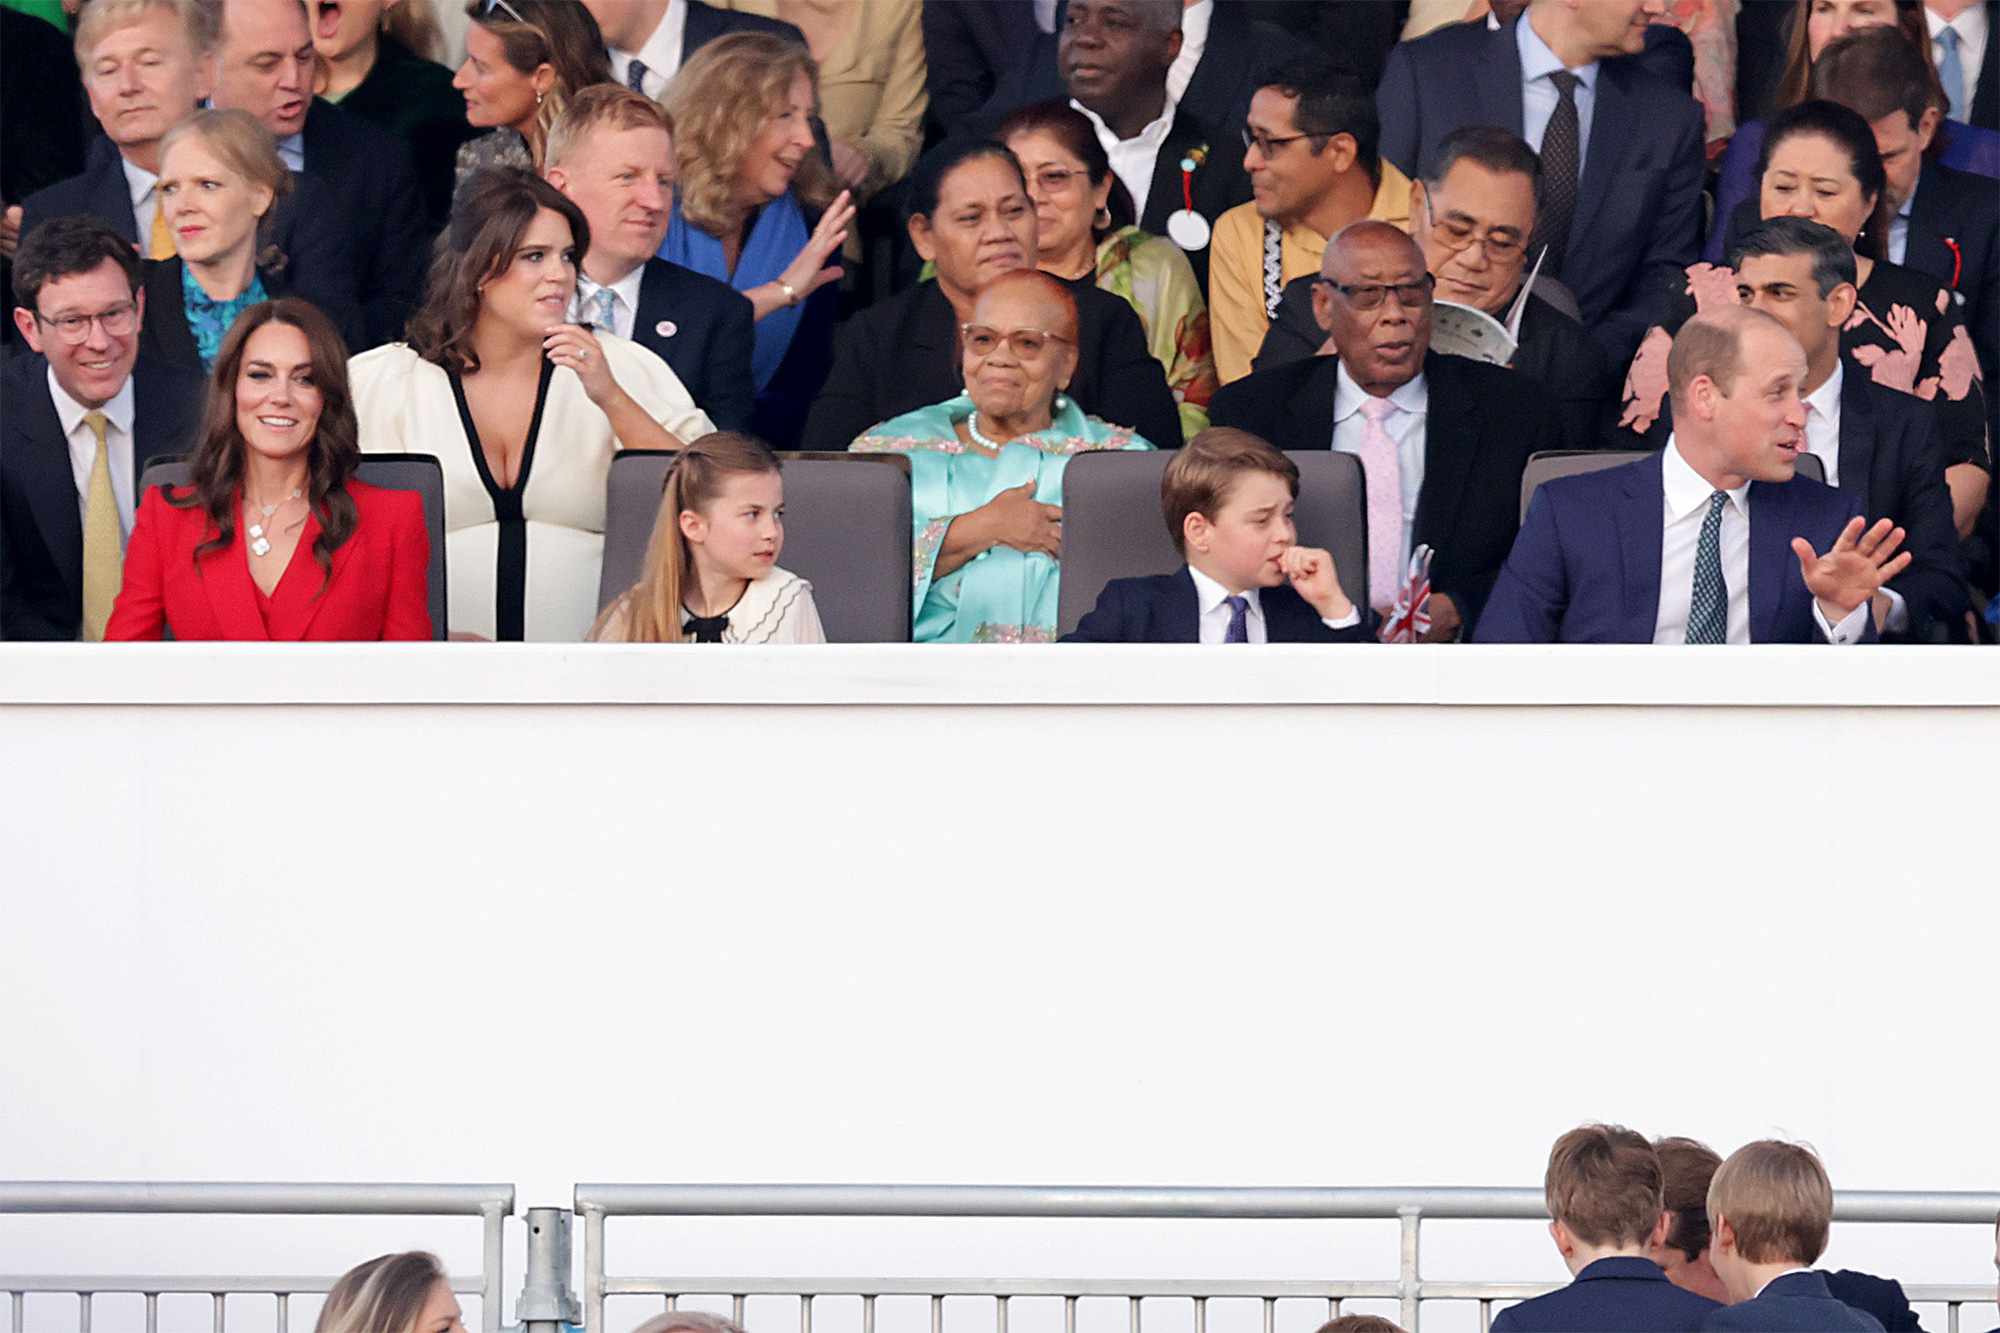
[852,268,1154,643]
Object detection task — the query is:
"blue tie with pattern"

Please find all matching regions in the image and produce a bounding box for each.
[1223,595,1250,643]
[626,57,652,96]
[1936,27,1967,121]
[1686,491,1729,644]
[592,285,616,333]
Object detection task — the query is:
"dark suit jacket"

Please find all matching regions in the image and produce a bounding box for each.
[628,258,757,433]
[1253,276,1615,453]
[1490,1257,1720,1333]
[1208,350,1556,629]
[1137,105,1252,291]
[1702,1272,1887,1333]
[300,98,427,349]
[105,476,431,640]
[134,257,360,374]
[0,351,206,639]
[20,137,362,336]
[1476,450,1875,644]
[1821,1271,1922,1333]
[1965,2,1999,132]
[1908,158,2000,392]
[335,35,479,233]
[803,276,1182,453]
[1375,17,1706,365]
[1604,368,1967,640]
[684,0,807,57]
[921,0,1045,132]
[1062,566,1371,642]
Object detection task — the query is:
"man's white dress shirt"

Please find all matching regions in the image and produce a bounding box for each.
[1331,361,1428,575]
[1165,0,1213,105]
[574,266,646,341]
[1656,434,1868,644]
[1929,2,1990,116]
[609,0,687,99]
[49,368,138,537]
[1072,97,1176,221]
[1188,563,1360,640]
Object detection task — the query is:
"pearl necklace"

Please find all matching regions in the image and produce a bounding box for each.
[246,488,303,557]
[965,412,1009,451]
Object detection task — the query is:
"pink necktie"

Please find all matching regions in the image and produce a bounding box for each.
[1355,396,1402,609]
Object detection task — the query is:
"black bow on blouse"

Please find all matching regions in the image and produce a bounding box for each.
[683,612,730,643]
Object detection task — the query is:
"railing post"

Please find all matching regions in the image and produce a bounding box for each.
[483,1200,509,1333]
[1397,1206,1422,1333]
[514,1207,581,1333]
[581,1203,606,1333]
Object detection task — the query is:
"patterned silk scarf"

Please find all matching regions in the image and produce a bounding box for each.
[182,263,269,370]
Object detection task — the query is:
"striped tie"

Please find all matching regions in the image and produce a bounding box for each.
[80,410,122,640]
[1685,491,1729,645]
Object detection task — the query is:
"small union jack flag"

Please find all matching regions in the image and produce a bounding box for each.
[1378,544,1434,644]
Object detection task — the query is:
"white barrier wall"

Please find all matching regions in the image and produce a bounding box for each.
[4,646,1997,1333]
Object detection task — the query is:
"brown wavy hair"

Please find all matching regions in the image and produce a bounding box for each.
[168,298,360,589]
[158,108,294,277]
[461,0,612,160]
[592,432,783,644]
[405,167,590,372]
[661,32,836,236]
[314,1252,448,1333]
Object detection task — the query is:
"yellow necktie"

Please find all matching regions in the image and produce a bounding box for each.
[81,410,123,641]
[147,196,175,261]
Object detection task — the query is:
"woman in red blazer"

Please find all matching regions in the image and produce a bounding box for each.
[106,298,430,641]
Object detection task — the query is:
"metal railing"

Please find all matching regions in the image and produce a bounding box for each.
[573,1184,2000,1333]
[0,1183,515,1333]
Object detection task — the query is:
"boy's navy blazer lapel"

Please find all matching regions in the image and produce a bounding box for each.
[1160,566,1202,644]
[1615,450,1666,643]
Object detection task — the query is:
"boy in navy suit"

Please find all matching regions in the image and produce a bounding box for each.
[1492,1125,1721,1333]
[1063,428,1369,643]
[1703,1142,1884,1333]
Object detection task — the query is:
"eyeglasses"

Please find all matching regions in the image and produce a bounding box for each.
[481,0,527,22]
[35,302,138,344]
[1028,166,1086,195]
[1241,126,1318,157]
[1422,193,1528,263]
[961,324,1073,358]
[1312,273,1436,312]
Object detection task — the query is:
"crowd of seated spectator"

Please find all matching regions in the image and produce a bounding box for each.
[1,0,1993,646]
[309,1133,2000,1333]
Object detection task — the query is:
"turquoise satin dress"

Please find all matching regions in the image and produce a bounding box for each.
[852,393,1153,643]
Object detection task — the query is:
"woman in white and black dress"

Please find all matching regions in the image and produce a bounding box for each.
[350,169,714,640]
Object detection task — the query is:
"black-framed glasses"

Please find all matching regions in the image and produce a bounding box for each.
[1312,272,1435,312]
[961,324,1073,358]
[35,302,138,344]
[1241,126,1317,156]
[1422,192,1528,263]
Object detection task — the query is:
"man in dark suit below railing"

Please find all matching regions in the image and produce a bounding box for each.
[2,217,204,641]
[545,87,755,432]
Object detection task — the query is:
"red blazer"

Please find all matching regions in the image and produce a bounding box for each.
[106,477,431,641]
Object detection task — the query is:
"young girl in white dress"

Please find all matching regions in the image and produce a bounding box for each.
[590,432,826,644]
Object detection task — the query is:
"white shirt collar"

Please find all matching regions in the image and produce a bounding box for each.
[275,131,305,172]
[1928,3,1988,45]
[1165,0,1214,104]
[1333,359,1429,424]
[577,265,645,324]
[1663,432,1751,521]
[1188,563,1262,620]
[1517,11,1600,92]
[1803,359,1844,423]
[120,155,157,210]
[46,363,136,440]
[617,0,686,84]
[1070,96,1176,150]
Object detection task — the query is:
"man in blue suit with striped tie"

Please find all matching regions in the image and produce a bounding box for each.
[1492,1125,1720,1333]
[1478,308,1912,644]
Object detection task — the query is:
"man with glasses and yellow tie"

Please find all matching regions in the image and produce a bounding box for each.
[3,216,204,640]
[1251,126,1617,454]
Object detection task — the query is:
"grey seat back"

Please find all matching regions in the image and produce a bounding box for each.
[1058,449,1369,637]
[1520,449,1823,524]
[598,450,914,643]
[137,453,449,639]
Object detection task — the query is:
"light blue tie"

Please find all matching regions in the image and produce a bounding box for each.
[592,285,616,333]
[1223,595,1249,644]
[1937,26,1968,122]
[1686,492,1729,645]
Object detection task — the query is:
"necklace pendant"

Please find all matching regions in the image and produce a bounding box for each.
[248,522,266,541]
[249,534,271,557]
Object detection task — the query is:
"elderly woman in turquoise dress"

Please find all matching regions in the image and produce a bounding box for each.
[852,268,1154,643]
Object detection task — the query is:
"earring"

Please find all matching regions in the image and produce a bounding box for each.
[1054,391,1069,411]
[1093,205,1111,230]
[535,90,544,106]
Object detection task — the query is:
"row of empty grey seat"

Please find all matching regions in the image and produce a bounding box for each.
[139,447,1812,643]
